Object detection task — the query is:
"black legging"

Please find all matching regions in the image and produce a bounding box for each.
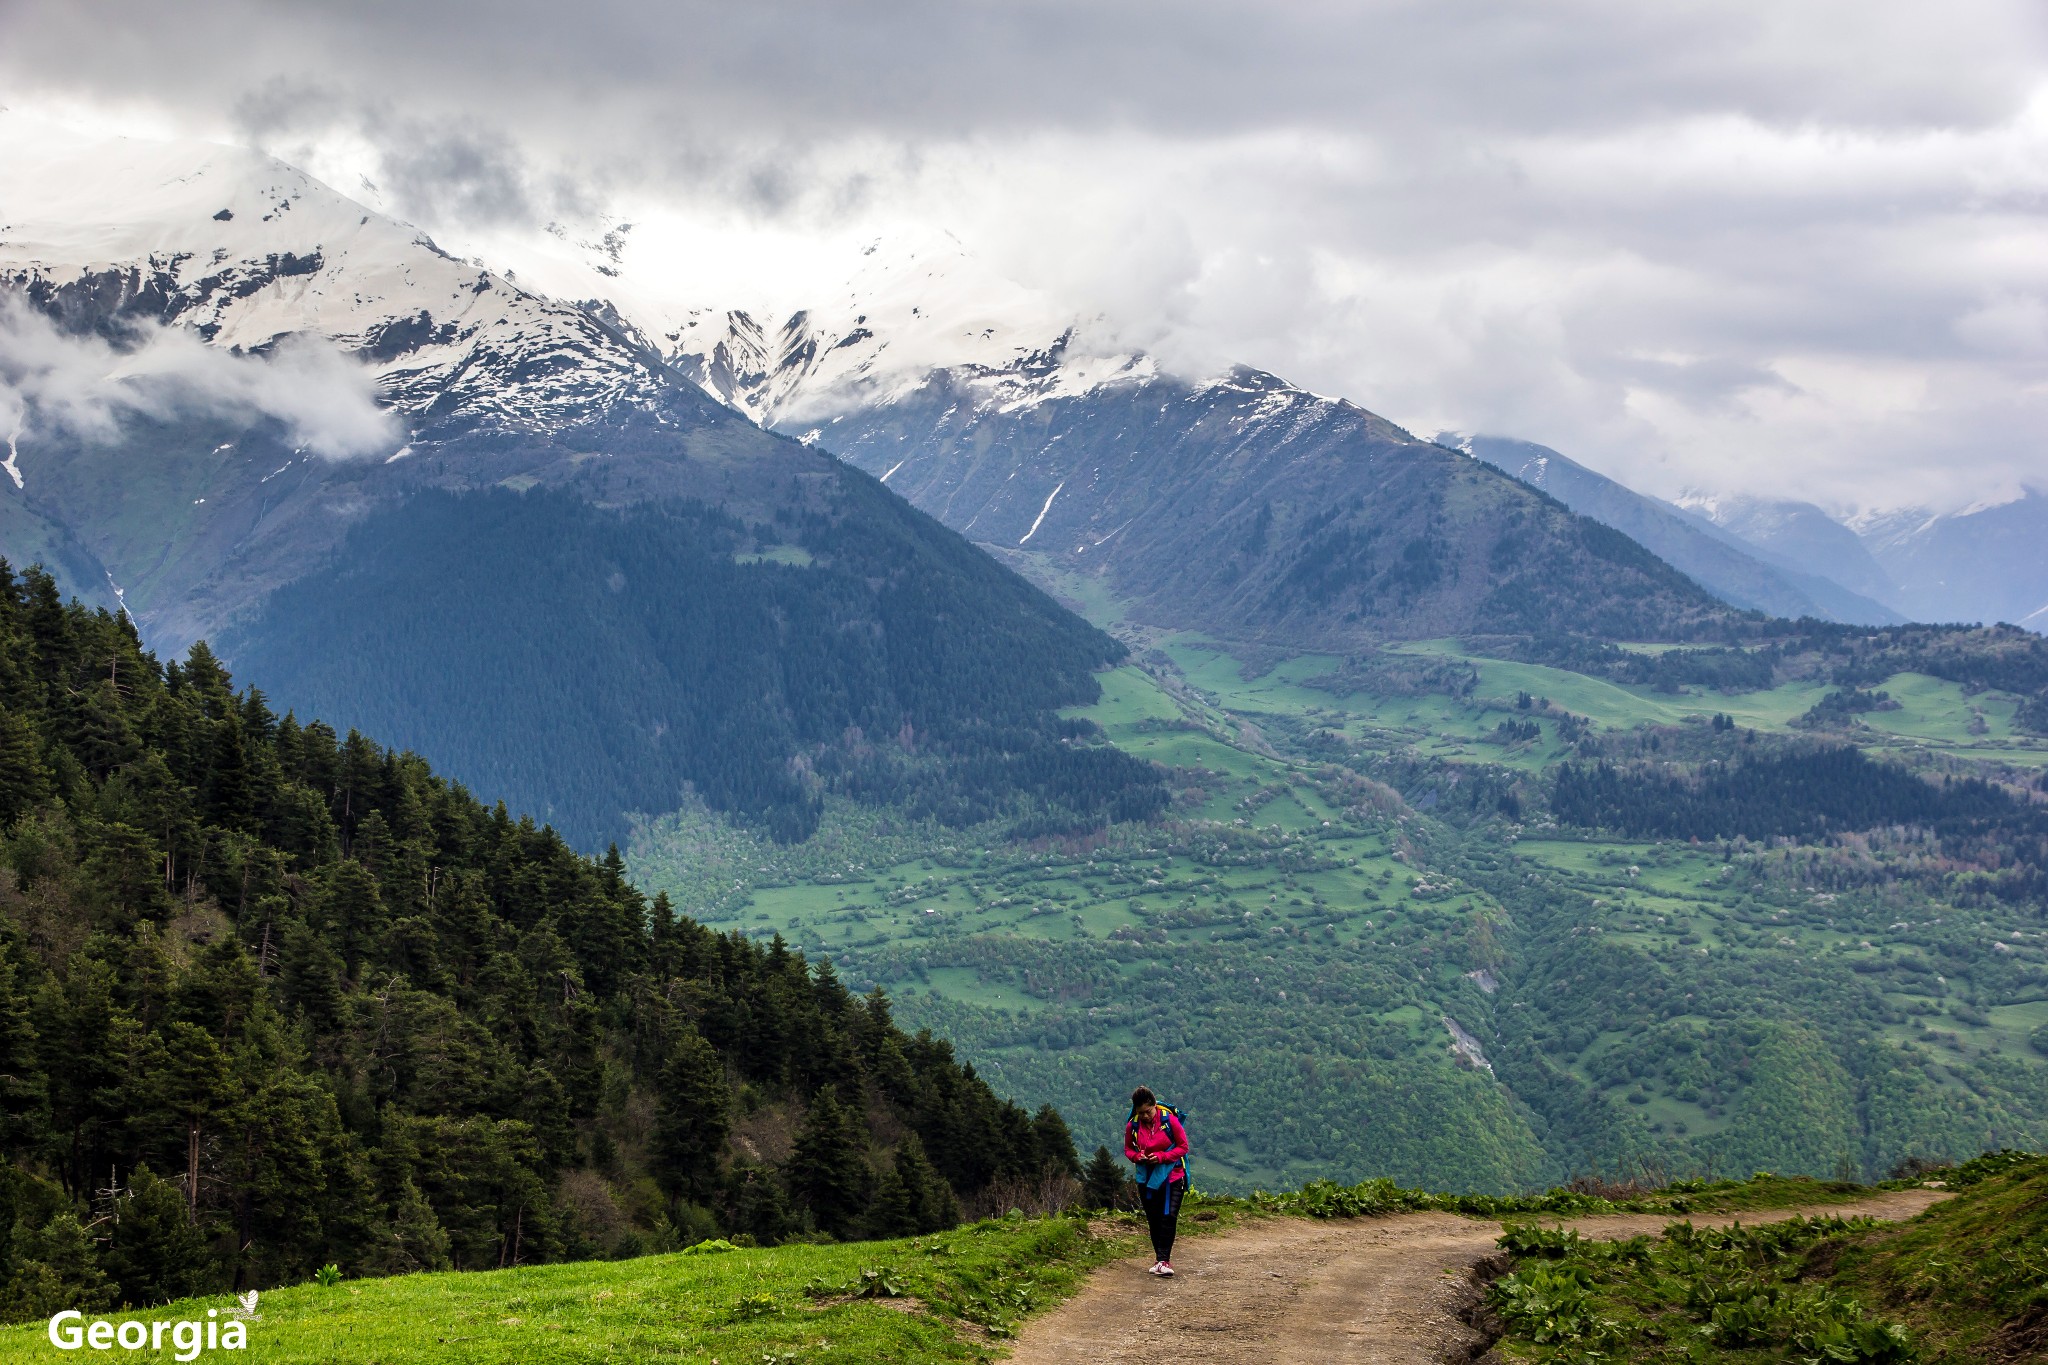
[1139,1179,1182,1263]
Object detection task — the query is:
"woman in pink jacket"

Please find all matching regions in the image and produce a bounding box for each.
[1123,1085,1189,1276]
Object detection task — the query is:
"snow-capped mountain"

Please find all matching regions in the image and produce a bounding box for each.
[1850,490,2048,627]
[658,231,1157,429]
[0,118,693,440]
[1671,492,1900,613]
[0,115,797,648]
[0,120,1128,848]
[663,274,1732,642]
[646,245,1887,639]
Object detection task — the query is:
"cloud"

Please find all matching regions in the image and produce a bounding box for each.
[1,0,2044,510]
[0,296,400,459]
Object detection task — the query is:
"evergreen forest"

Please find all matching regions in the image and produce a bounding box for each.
[0,563,1084,1320]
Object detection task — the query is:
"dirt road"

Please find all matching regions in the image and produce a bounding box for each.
[1004,1190,1947,1365]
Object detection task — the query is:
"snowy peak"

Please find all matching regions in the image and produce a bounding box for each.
[0,116,698,439]
[661,231,1156,427]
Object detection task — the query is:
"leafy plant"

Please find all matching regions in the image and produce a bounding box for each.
[682,1239,741,1257]
[1484,1262,1621,1346]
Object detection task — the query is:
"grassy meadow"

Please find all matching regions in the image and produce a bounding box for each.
[0,1218,1135,1365]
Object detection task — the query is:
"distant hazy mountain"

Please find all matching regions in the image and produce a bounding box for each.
[1670,493,1900,610]
[1673,485,2048,631]
[1454,436,1900,626]
[0,119,1145,846]
[1852,490,2048,628]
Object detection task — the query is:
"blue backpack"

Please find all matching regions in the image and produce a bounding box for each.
[1126,1102,1190,1190]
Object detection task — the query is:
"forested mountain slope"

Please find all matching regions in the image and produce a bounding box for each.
[1458,434,1900,625]
[0,565,1082,1320]
[766,359,1735,644]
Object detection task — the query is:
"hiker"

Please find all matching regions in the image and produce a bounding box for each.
[1124,1085,1189,1276]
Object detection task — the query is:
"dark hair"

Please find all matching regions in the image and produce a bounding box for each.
[1130,1085,1156,1112]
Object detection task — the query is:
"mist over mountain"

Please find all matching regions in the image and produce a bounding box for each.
[653,253,1738,647]
[0,120,1155,848]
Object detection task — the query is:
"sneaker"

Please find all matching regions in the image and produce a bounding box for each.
[1157,1262,1175,1277]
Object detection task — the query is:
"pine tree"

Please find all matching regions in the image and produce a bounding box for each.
[893,1133,958,1234]
[1030,1103,1082,1179]
[1081,1146,1126,1211]
[134,1023,230,1222]
[0,1212,114,1319]
[103,1165,212,1306]
[0,572,1089,1286]
[0,955,43,1156]
[203,713,257,833]
[315,860,386,977]
[277,921,344,1031]
[866,1166,914,1240]
[651,1030,731,1200]
[787,1090,873,1238]
[364,1114,451,1275]
[0,706,50,828]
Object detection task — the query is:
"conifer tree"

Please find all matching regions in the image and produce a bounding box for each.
[103,1165,211,1306]
[1081,1145,1126,1211]
[651,1030,731,1200]
[0,705,50,827]
[892,1133,958,1234]
[787,1090,873,1238]
[0,565,1083,1303]
[1030,1104,1082,1180]
[0,1212,114,1320]
[0,955,43,1155]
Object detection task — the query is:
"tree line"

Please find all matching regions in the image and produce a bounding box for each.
[1551,747,2027,843]
[0,562,1081,1320]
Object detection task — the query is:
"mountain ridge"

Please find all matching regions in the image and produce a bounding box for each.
[0,120,1158,848]
[1456,434,1902,626]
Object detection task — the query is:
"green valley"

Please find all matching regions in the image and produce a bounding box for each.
[631,628,2048,1194]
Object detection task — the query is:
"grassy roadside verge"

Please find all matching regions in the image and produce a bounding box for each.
[1479,1152,2046,1364]
[1232,1170,1898,1221]
[0,1215,1139,1365]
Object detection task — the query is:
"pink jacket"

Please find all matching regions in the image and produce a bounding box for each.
[1124,1110,1188,1182]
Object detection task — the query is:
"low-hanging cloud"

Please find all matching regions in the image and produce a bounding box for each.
[2,0,2044,511]
[0,296,399,459]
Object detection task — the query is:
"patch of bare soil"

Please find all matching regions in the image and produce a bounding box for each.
[1002,1190,1949,1365]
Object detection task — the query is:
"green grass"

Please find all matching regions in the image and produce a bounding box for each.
[1484,1152,2048,1365]
[1244,1170,1880,1222]
[1158,635,2048,768]
[1831,1153,2048,1363]
[0,1218,1133,1365]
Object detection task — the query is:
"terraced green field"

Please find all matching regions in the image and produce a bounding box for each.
[1151,635,2048,769]
[633,633,2048,1194]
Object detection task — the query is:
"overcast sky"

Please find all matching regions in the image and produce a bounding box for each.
[4,0,2045,511]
